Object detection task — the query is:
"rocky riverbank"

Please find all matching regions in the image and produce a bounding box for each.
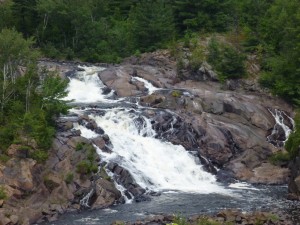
[112,209,294,225]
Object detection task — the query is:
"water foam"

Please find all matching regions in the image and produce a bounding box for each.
[64,66,110,103]
[91,109,227,194]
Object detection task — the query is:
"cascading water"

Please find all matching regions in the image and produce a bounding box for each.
[64,65,113,103]
[91,109,226,194]
[131,76,160,94]
[267,108,295,147]
[66,65,227,198]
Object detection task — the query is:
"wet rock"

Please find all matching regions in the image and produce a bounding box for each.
[91,179,121,209]
[140,94,165,106]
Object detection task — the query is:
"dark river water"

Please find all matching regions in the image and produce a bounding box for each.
[41,184,300,225]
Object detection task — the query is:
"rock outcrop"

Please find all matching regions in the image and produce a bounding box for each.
[0,117,121,224]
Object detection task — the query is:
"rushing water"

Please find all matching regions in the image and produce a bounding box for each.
[44,65,299,225]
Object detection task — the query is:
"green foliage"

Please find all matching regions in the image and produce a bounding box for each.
[128,0,175,52]
[171,215,221,225]
[285,110,300,158]
[0,154,10,163]
[65,172,74,184]
[196,217,221,225]
[269,151,291,165]
[0,29,69,160]
[207,38,246,81]
[173,215,188,225]
[0,0,14,30]
[76,143,98,175]
[76,160,98,175]
[75,142,84,151]
[0,186,7,200]
[30,150,48,163]
[171,90,182,98]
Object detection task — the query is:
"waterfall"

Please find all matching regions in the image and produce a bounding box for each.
[65,66,227,200]
[267,108,295,147]
[90,109,225,194]
[63,65,114,103]
[131,76,160,94]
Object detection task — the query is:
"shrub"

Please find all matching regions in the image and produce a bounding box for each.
[30,150,48,163]
[0,186,7,200]
[285,110,300,159]
[65,172,74,184]
[75,142,85,151]
[207,38,246,81]
[76,160,98,175]
[269,151,290,165]
[0,154,10,163]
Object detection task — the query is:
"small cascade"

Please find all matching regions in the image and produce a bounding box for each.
[80,188,95,208]
[267,108,295,147]
[64,66,114,103]
[132,76,160,94]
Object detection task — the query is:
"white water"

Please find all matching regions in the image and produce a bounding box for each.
[66,66,227,196]
[268,108,294,144]
[132,76,160,94]
[90,109,226,194]
[64,66,113,103]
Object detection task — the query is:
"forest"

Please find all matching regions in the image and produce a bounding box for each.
[0,0,299,159]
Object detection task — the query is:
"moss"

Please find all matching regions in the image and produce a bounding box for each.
[75,142,85,151]
[0,186,7,200]
[65,172,74,184]
[0,154,10,163]
[171,90,182,98]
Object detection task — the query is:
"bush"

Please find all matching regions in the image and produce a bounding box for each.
[76,160,98,175]
[0,186,7,200]
[65,172,74,184]
[30,150,48,163]
[75,142,85,151]
[269,151,290,165]
[0,154,10,163]
[207,38,246,81]
[285,110,300,159]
